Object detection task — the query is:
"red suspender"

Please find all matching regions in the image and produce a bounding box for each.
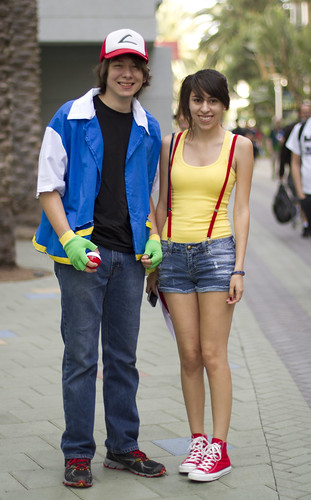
[167,132,182,239]
[206,134,238,238]
[167,133,238,241]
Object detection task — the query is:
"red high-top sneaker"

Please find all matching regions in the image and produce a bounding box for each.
[179,434,209,474]
[188,437,231,482]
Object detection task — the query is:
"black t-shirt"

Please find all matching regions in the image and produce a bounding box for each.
[91,95,134,253]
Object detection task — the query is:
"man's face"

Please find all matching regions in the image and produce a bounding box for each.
[300,103,311,121]
[105,55,145,104]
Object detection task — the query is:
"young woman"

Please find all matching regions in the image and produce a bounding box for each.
[146,69,253,482]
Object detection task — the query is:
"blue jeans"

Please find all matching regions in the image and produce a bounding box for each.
[54,246,145,459]
[158,237,236,293]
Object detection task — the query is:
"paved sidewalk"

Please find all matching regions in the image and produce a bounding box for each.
[0,158,311,500]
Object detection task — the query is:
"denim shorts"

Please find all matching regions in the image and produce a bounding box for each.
[158,236,236,294]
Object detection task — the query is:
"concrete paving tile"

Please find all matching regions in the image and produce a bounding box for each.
[229,445,270,466]
[289,463,311,476]
[228,430,267,447]
[0,421,61,439]
[153,496,203,500]
[0,453,42,473]
[277,486,311,499]
[0,486,79,500]
[196,485,279,500]
[270,451,296,462]
[22,449,64,469]
[27,432,62,451]
[231,390,257,403]
[159,408,188,422]
[138,397,184,412]
[268,439,305,452]
[143,471,230,499]
[9,406,63,424]
[220,464,276,489]
[139,410,179,425]
[277,446,311,459]
[158,422,193,439]
[272,469,300,482]
[9,468,63,490]
[279,454,311,467]
[87,466,167,500]
[137,386,183,401]
[0,436,57,455]
[136,375,180,388]
[0,412,22,425]
[293,482,311,493]
[138,424,180,441]
[229,414,262,431]
[0,472,27,493]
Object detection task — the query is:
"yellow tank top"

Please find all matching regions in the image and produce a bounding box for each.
[162,130,236,243]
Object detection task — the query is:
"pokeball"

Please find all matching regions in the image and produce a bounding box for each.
[87,251,101,268]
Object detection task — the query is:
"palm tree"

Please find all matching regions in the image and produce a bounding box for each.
[0,0,41,268]
[0,0,15,266]
[197,0,311,124]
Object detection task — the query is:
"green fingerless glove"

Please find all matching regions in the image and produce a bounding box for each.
[144,234,162,270]
[59,230,98,271]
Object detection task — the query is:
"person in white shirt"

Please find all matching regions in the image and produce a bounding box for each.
[286,116,311,237]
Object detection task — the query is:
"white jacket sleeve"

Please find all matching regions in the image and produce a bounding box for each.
[36,127,67,197]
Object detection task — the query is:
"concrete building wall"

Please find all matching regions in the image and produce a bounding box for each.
[38,0,173,135]
[38,0,160,42]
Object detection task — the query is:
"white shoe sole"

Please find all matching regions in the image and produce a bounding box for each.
[178,463,197,474]
[188,465,232,482]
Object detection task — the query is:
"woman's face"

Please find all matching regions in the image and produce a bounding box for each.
[188,90,225,130]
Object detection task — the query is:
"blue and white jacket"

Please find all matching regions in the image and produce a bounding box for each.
[33,88,161,263]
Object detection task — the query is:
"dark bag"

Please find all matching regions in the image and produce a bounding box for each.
[273,183,296,223]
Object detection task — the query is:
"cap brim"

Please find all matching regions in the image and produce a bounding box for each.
[101,48,148,63]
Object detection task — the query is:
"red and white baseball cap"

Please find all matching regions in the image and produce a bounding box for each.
[100,28,148,63]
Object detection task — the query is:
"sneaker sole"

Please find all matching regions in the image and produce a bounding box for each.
[189,465,232,482]
[104,458,166,478]
[63,480,93,488]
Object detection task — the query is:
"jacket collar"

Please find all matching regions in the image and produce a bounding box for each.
[67,88,149,134]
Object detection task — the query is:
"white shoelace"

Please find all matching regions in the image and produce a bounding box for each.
[183,436,207,464]
[199,442,221,470]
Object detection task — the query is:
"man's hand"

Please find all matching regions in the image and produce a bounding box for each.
[60,230,98,271]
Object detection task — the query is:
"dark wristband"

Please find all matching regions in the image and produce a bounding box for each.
[231,271,245,276]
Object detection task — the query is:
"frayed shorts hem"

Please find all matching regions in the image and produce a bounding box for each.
[158,287,230,294]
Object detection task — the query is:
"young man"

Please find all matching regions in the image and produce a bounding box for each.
[286,113,311,237]
[33,28,165,487]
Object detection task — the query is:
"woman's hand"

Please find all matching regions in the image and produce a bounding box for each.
[146,269,158,295]
[226,275,244,304]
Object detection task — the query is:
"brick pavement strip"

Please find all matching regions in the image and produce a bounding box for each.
[234,300,311,500]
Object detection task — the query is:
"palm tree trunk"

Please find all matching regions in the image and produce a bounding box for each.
[0,0,16,266]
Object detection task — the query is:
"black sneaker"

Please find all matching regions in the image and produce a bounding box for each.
[63,458,93,487]
[104,449,166,477]
[302,226,311,238]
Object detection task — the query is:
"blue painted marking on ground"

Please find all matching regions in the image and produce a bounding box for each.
[153,436,234,456]
[0,330,17,338]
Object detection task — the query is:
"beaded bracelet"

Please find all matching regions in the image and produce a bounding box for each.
[231,271,245,276]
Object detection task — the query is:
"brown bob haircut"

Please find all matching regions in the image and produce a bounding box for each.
[177,69,230,132]
[95,55,151,99]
